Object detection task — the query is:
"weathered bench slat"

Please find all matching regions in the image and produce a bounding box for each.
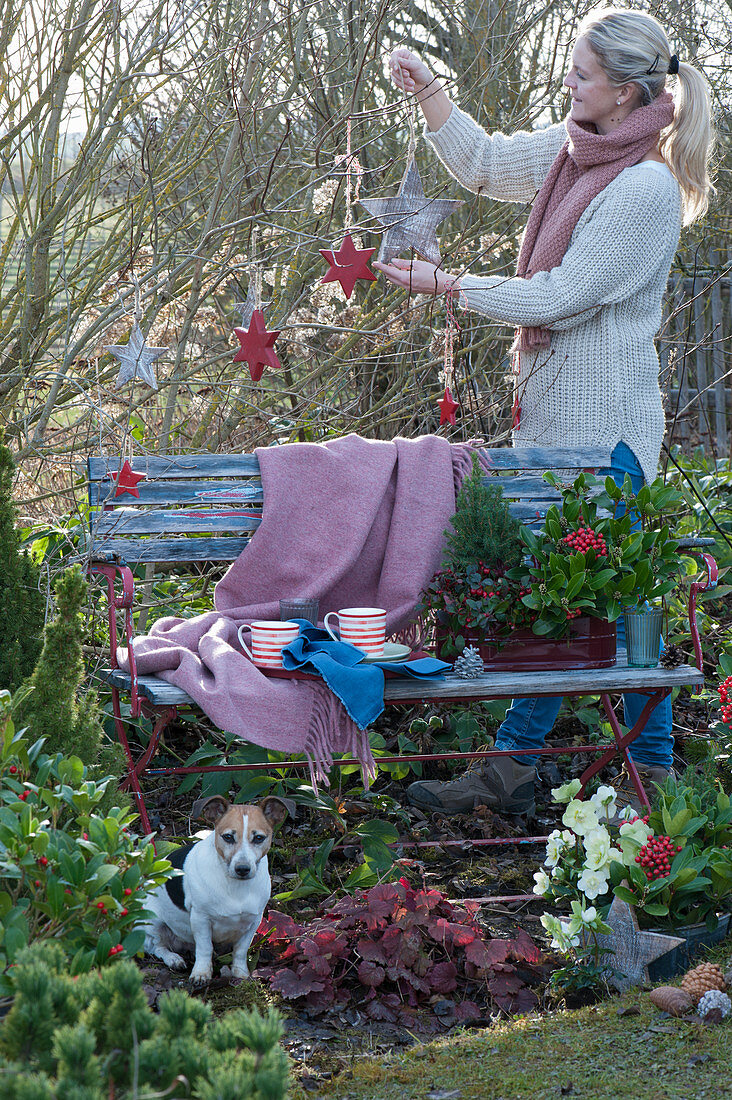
[87,446,610,482]
[98,660,703,709]
[93,509,262,536]
[92,536,252,563]
[88,454,261,479]
[89,480,263,507]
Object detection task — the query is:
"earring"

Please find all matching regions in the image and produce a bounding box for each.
[616,98,622,106]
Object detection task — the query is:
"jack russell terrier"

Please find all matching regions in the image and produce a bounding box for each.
[142,794,291,984]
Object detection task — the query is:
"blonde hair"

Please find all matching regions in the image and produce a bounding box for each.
[578,7,715,223]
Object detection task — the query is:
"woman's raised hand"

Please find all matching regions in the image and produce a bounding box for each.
[388,48,435,95]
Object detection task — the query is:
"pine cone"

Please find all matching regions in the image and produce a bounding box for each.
[659,644,685,669]
[697,989,731,1021]
[649,985,694,1016]
[680,962,726,1005]
[454,645,484,679]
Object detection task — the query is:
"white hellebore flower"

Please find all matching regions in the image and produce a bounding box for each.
[583,826,612,871]
[544,829,571,868]
[590,784,618,816]
[533,870,551,896]
[551,778,582,805]
[619,818,653,846]
[576,866,611,901]
[562,798,600,837]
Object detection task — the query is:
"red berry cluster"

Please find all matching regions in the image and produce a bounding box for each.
[718,675,732,728]
[108,944,124,957]
[565,608,583,620]
[635,834,681,880]
[561,525,608,556]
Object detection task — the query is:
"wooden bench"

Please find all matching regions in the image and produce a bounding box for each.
[85,446,716,836]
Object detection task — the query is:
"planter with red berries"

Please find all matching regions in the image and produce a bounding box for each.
[422,462,683,670]
[609,772,732,978]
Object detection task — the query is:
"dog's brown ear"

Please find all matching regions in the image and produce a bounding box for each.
[192,795,230,825]
[259,795,294,828]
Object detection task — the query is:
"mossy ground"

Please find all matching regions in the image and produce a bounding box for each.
[304,970,732,1100]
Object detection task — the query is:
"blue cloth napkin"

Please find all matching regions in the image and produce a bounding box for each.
[280,622,450,730]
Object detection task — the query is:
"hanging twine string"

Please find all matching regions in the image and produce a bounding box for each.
[250,226,262,310]
[396,59,418,163]
[443,284,461,390]
[330,117,364,263]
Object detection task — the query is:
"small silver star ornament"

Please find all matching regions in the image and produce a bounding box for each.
[106,322,167,391]
[360,158,463,266]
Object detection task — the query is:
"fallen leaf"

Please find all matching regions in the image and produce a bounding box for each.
[427,1091,462,1099]
[616,1005,641,1017]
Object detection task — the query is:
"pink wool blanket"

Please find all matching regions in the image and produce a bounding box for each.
[516,92,675,350]
[118,434,480,788]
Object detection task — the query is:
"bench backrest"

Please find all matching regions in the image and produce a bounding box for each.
[87,446,612,565]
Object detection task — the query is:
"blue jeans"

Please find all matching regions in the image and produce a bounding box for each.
[494,441,673,770]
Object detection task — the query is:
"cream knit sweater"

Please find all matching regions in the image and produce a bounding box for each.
[424,105,683,484]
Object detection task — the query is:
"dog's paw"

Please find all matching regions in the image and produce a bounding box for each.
[189,966,213,986]
[221,963,249,982]
[155,950,186,971]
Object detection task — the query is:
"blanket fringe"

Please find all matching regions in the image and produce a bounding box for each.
[305,685,377,794]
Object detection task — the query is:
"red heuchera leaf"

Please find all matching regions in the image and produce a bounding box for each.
[454,1000,482,1022]
[426,960,458,994]
[356,937,388,965]
[464,937,510,969]
[304,984,338,1014]
[491,985,539,1015]
[258,910,302,943]
[358,961,386,988]
[365,997,398,1023]
[509,928,542,964]
[269,966,325,999]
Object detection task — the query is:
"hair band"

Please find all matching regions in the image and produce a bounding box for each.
[667,54,680,75]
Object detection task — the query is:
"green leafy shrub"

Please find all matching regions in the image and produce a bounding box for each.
[0,695,171,988]
[0,941,290,1099]
[0,437,45,692]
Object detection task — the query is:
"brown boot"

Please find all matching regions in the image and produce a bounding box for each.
[405,755,536,816]
[613,763,675,818]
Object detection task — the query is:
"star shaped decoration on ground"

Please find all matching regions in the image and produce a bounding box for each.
[438,387,459,425]
[105,459,146,499]
[360,158,463,266]
[233,309,282,381]
[319,233,376,300]
[595,897,685,991]
[106,323,167,391]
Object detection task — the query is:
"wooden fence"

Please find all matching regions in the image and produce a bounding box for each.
[662,264,731,462]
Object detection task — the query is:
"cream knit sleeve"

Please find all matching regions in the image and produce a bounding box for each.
[424,106,567,202]
[457,170,681,327]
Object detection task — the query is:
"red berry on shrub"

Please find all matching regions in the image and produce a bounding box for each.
[123,888,132,896]
[96,902,106,911]
[120,907,128,917]
[18,791,28,801]
[9,765,17,774]
[34,880,41,888]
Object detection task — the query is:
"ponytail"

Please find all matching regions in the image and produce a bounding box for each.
[660,62,715,224]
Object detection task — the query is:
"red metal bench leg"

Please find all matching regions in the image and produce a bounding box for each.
[111,685,153,834]
[576,688,672,810]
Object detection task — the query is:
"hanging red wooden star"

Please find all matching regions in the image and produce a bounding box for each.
[106,459,146,498]
[319,233,377,300]
[233,309,282,381]
[438,387,459,426]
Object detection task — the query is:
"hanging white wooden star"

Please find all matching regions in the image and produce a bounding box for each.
[595,897,685,991]
[360,158,463,266]
[106,322,167,391]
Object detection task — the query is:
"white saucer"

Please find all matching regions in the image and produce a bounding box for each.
[362,642,412,663]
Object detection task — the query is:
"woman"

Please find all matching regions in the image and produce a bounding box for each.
[374,8,715,816]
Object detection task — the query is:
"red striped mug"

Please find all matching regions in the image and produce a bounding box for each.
[323,607,386,657]
[238,620,300,668]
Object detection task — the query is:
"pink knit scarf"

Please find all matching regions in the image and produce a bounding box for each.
[515,92,675,351]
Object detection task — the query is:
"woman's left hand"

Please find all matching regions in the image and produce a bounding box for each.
[372,257,459,295]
